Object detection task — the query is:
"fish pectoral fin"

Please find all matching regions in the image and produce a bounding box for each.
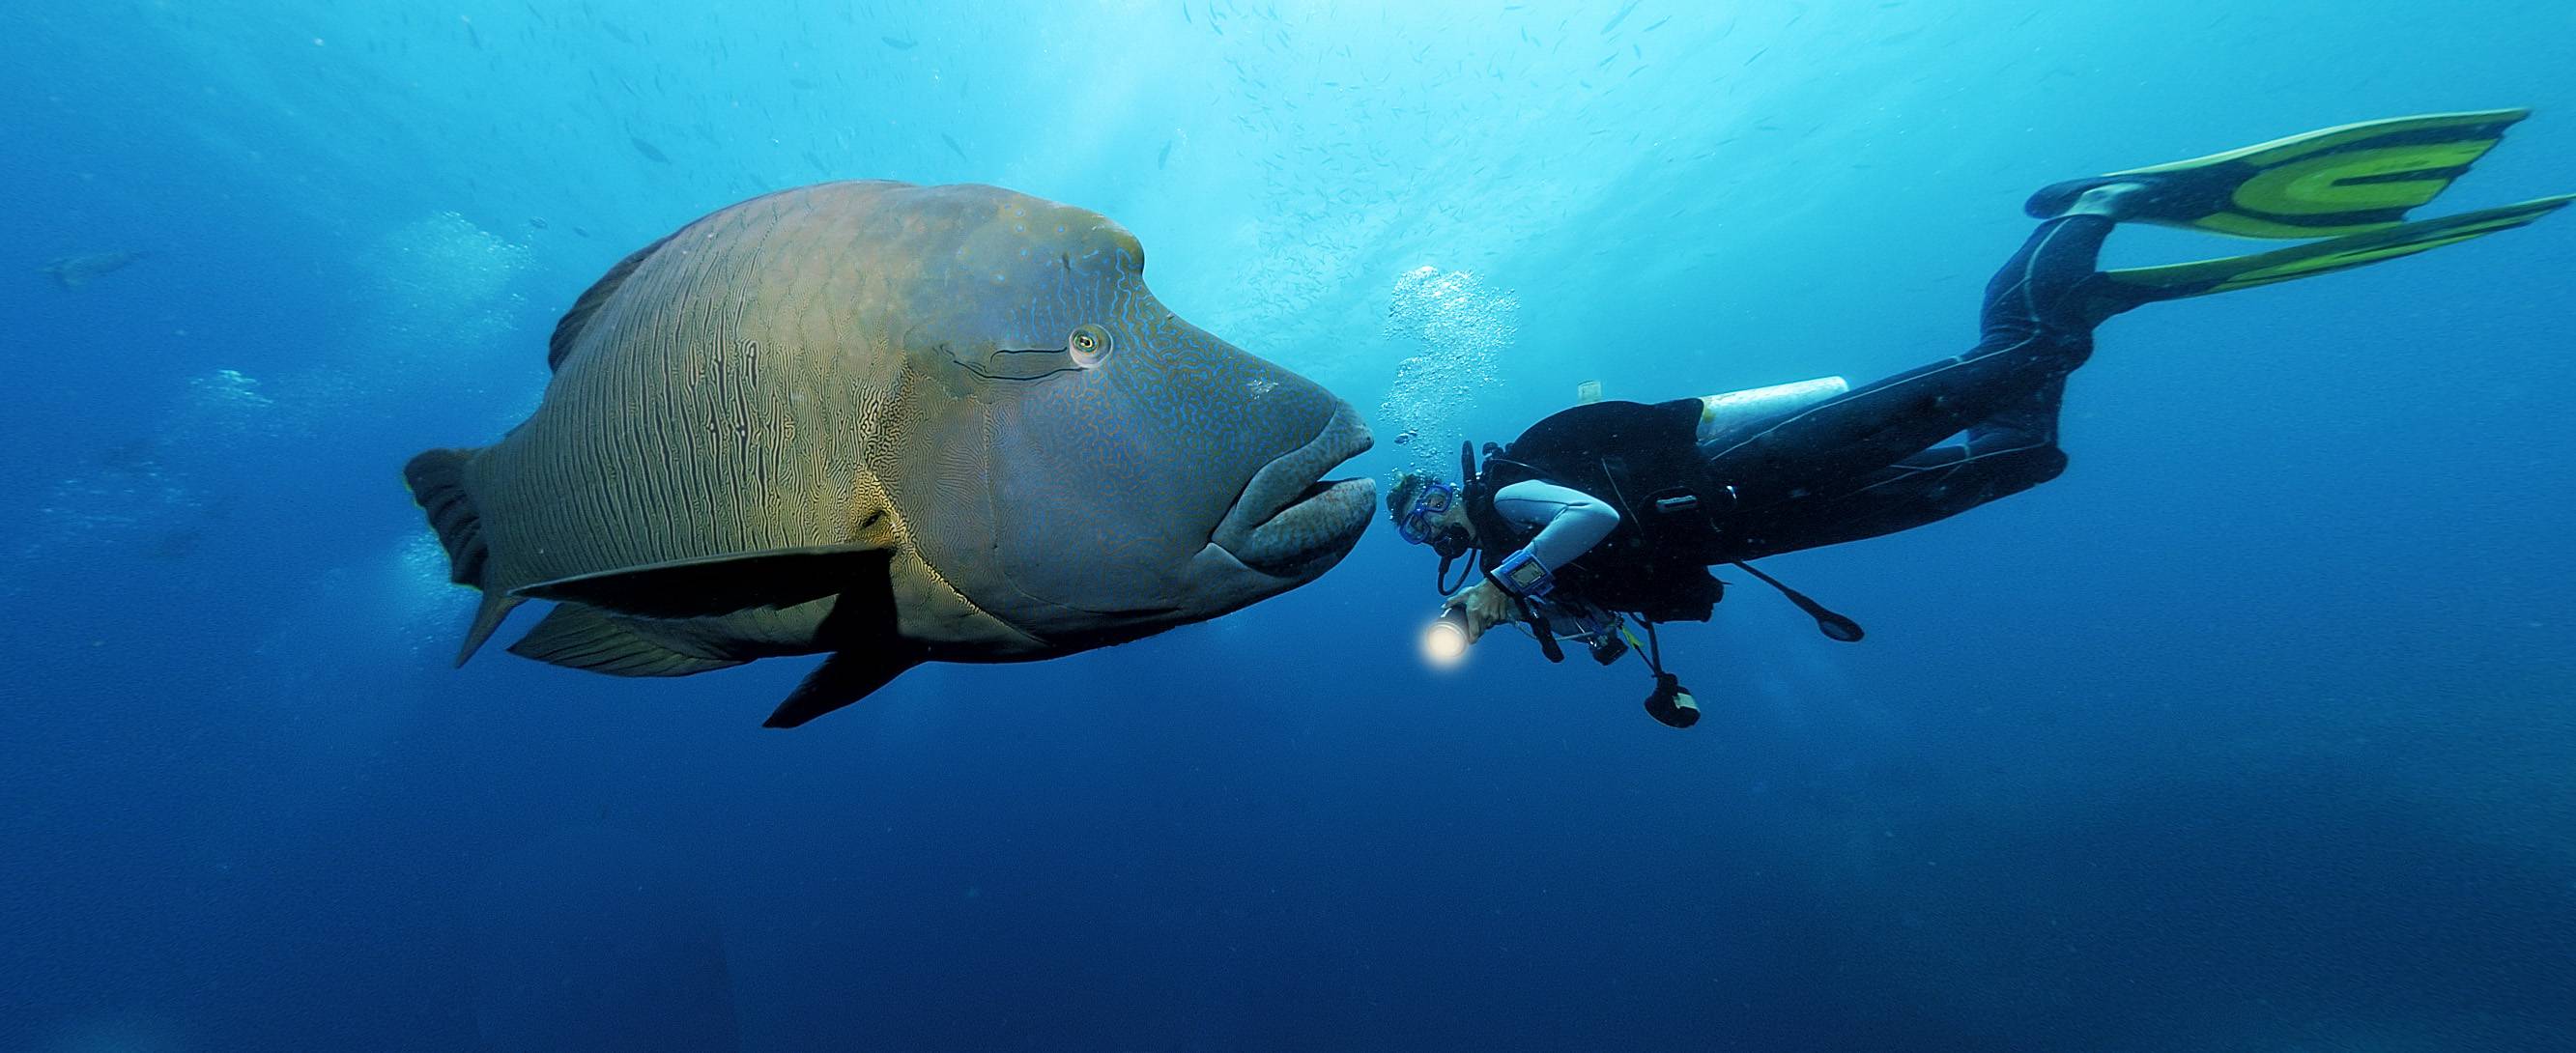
[511,545,894,620]
[763,648,920,728]
[762,535,920,728]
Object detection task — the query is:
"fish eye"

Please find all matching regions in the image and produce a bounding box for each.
[1069,324,1113,367]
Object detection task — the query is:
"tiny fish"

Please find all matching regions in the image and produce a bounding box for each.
[881,35,915,49]
[1601,0,1643,34]
[940,132,967,161]
[631,137,671,162]
[1157,139,1173,169]
[40,250,147,289]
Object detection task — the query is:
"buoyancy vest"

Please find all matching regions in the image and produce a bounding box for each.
[1462,398,1729,623]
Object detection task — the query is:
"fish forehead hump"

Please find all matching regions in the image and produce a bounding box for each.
[654,181,1143,352]
[547,179,1133,398]
[843,183,1146,338]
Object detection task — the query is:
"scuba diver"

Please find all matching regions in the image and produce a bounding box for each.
[1387,109,2570,728]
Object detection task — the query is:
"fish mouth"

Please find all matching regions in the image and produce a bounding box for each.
[1213,405,1377,577]
[1243,476,1379,574]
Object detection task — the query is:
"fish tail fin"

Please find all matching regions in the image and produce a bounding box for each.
[404,446,523,666]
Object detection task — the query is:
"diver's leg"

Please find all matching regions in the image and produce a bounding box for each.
[1718,379,2071,558]
[1702,203,2117,512]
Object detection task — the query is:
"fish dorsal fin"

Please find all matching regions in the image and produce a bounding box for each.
[1576,380,1603,405]
[548,232,676,371]
[511,545,893,619]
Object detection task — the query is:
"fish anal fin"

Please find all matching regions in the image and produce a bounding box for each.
[508,604,745,677]
[512,546,894,620]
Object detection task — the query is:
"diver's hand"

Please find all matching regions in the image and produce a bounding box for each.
[1443,579,1518,643]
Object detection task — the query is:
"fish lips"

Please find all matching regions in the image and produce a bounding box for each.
[1212,404,1377,578]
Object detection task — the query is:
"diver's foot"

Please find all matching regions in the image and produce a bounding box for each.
[2056,181,2149,221]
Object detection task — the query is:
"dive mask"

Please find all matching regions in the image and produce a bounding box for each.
[1396,480,1457,546]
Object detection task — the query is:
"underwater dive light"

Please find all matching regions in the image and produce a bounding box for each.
[1420,606,1473,669]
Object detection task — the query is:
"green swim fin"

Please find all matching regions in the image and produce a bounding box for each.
[2099,193,2573,301]
[2027,109,2532,239]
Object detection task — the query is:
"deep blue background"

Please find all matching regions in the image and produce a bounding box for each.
[5,2,2573,1050]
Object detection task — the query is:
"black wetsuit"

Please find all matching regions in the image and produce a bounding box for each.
[1468,214,2128,610]
[1699,213,2127,559]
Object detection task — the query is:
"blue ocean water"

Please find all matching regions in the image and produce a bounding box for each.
[5,1,2573,1049]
